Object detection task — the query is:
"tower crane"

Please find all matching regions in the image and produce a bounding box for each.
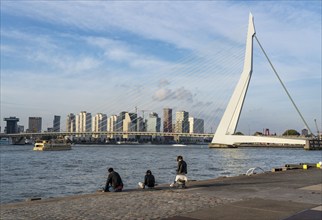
[314,119,320,139]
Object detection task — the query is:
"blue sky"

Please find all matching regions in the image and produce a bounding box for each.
[1,1,321,135]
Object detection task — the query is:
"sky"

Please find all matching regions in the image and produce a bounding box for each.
[1,1,321,135]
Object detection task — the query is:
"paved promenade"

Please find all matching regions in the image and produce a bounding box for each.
[1,168,321,220]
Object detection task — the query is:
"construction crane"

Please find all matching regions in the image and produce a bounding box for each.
[314,119,320,139]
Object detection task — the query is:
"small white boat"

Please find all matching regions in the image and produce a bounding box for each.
[33,140,72,151]
[172,144,187,147]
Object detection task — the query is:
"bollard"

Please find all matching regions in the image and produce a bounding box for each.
[317,163,321,169]
[303,164,308,170]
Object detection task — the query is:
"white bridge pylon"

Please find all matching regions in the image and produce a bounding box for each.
[211,13,306,146]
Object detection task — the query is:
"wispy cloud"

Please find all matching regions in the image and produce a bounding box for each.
[86,36,175,72]
[153,87,193,102]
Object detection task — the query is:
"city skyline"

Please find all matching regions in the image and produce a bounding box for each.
[3,108,205,134]
[1,107,309,136]
[1,1,321,135]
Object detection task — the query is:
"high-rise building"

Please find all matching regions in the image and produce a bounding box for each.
[137,117,146,132]
[163,108,172,132]
[76,111,92,133]
[175,111,189,133]
[147,112,161,132]
[66,113,76,132]
[107,115,118,138]
[115,111,127,132]
[18,125,24,133]
[123,113,137,132]
[121,112,137,139]
[93,113,107,132]
[93,113,107,138]
[107,115,117,132]
[3,117,19,134]
[189,117,204,134]
[28,117,42,133]
[53,115,61,132]
[301,128,308,136]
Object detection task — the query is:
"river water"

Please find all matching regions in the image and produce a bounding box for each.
[0,144,321,204]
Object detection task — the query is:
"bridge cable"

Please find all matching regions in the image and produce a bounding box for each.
[254,35,314,135]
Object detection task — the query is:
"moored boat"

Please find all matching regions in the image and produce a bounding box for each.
[33,139,72,151]
[0,137,10,145]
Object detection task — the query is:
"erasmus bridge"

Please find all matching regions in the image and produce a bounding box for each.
[209,13,309,147]
[3,14,312,146]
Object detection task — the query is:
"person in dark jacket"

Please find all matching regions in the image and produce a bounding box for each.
[176,155,187,175]
[170,155,188,188]
[144,170,155,188]
[139,170,155,189]
[104,168,123,192]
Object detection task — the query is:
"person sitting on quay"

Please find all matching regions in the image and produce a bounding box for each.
[139,170,155,189]
[104,167,123,192]
[170,155,188,188]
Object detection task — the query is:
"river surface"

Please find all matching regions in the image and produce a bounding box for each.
[1,144,321,204]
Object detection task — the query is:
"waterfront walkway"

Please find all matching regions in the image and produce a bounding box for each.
[1,168,321,220]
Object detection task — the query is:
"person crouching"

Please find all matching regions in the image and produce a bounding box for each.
[104,167,123,192]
